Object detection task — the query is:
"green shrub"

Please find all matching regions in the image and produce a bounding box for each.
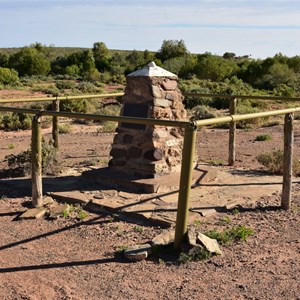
[65,64,80,77]
[55,80,76,90]
[255,134,272,141]
[5,138,59,176]
[257,149,300,175]
[178,247,212,264]
[97,121,117,133]
[0,112,31,131]
[58,124,72,134]
[5,150,31,176]
[60,99,96,113]
[95,104,121,117]
[205,225,253,245]
[191,105,220,121]
[32,84,60,96]
[77,81,98,93]
[0,67,19,85]
[236,103,261,129]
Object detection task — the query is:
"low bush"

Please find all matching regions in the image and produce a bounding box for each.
[32,85,60,96]
[95,104,121,117]
[0,67,19,85]
[5,138,60,176]
[58,124,72,134]
[190,105,220,121]
[257,149,300,175]
[76,81,98,93]
[97,121,117,133]
[205,225,253,245]
[255,134,272,141]
[236,103,261,129]
[60,99,96,113]
[55,80,76,90]
[0,112,32,131]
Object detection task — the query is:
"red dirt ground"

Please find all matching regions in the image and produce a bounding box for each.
[1,111,300,299]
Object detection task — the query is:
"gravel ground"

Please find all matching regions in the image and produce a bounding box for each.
[1,120,300,299]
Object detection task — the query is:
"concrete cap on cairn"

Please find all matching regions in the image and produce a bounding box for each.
[127,61,178,78]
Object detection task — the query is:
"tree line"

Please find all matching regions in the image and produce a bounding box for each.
[0,40,300,97]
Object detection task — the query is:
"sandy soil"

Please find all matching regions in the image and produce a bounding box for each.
[1,118,300,299]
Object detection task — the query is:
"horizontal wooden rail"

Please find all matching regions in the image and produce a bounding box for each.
[184,92,300,102]
[0,106,190,128]
[2,92,300,105]
[0,92,124,104]
[195,107,300,127]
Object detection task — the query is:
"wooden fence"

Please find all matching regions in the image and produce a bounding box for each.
[1,92,300,248]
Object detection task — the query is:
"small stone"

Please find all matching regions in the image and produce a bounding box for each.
[144,148,163,161]
[123,134,134,144]
[162,79,177,91]
[190,208,217,216]
[19,207,46,219]
[110,148,127,158]
[151,229,175,246]
[165,92,175,101]
[128,146,142,158]
[152,85,162,98]
[197,233,222,255]
[153,98,171,108]
[124,243,152,261]
[166,139,180,147]
[187,227,198,246]
[43,196,54,206]
[49,204,70,219]
[153,129,169,139]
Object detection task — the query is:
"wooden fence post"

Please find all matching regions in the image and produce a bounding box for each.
[281,113,294,210]
[52,99,59,149]
[32,114,43,207]
[174,123,197,249]
[228,97,237,166]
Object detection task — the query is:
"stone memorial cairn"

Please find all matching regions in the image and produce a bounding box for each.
[109,62,187,179]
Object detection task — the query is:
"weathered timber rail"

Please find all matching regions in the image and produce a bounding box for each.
[0,92,300,249]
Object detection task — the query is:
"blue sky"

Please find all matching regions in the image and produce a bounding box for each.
[0,0,299,58]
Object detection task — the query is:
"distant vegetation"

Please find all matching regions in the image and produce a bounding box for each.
[0,39,300,116]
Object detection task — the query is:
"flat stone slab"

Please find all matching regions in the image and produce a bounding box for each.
[48,165,286,226]
[47,191,91,205]
[19,207,47,219]
[82,167,182,193]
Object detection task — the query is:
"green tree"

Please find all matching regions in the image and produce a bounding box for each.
[238,60,264,86]
[223,52,236,60]
[156,39,188,62]
[0,51,9,68]
[287,56,300,73]
[178,54,198,79]
[93,41,111,72]
[80,49,99,81]
[65,64,80,77]
[195,54,238,81]
[143,49,155,63]
[261,63,296,89]
[162,57,185,74]
[8,47,51,76]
